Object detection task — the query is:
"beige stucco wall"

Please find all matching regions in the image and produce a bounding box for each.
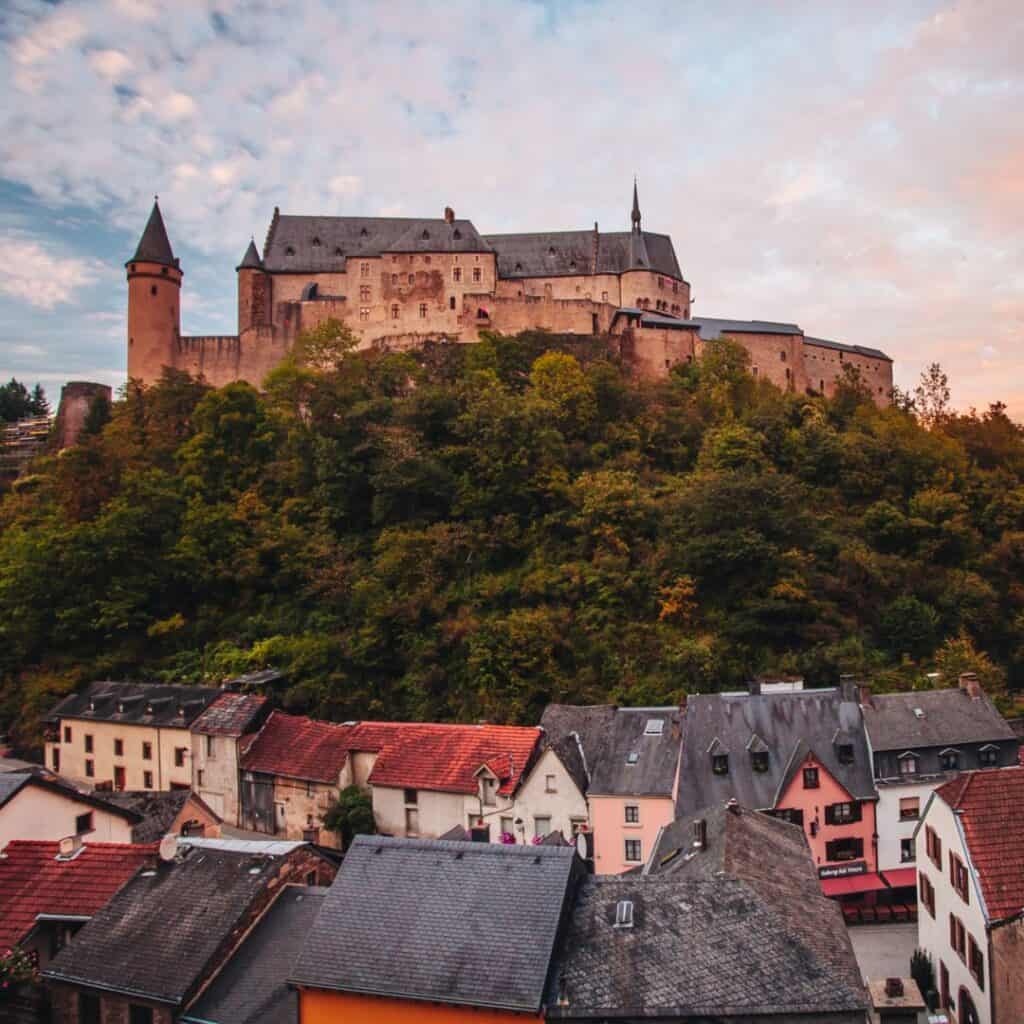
[271,774,343,849]
[191,731,241,824]
[0,785,134,850]
[510,748,589,842]
[372,784,472,839]
[46,719,193,792]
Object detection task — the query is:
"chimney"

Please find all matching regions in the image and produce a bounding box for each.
[858,684,873,708]
[56,834,84,860]
[885,978,904,998]
[839,675,858,702]
[692,818,707,851]
[959,673,982,699]
[725,798,740,815]
[444,206,455,224]
[747,680,761,697]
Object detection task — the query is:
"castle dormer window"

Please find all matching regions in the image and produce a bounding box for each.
[421,229,430,240]
[334,247,343,257]
[312,237,321,247]
[751,751,768,773]
[712,753,729,775]
[453,228,462,240]
[548,247,556,257]
[360,227,369,237]
[940,748,961,771]
[569,260,576,270]
[514,262,522,272]
[285,246,295,257]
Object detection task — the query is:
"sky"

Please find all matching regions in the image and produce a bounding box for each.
[0,0,1022,415]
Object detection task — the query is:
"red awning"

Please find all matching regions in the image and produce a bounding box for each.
[881,867,917,889]
[820,872,889,897]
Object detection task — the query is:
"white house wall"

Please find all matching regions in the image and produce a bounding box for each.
[876,778,941,872]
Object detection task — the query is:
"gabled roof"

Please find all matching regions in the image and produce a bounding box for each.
[45,680,221,727]
[541,705,616,793]
[129,200,176,267]
[588,707,681,798]
[241,711,354,783]
[43,844,300,1006]
[183,885,327,1024]
[547,805,866,1020]
[861,687,1016,752]
[289,836,579,1013]
[91,789,220,844]
[0,840,155,949]
[935,766,1024,922]
[0,771,142,822]
[237,239,263,270]
[804,335,892,363]
[677,688,876,817]
[191,692,268,737]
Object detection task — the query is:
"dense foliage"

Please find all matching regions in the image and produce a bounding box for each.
[1,325,1022,750]
[0,379,48,423]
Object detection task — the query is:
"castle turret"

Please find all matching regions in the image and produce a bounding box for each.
[628,178,650,269]
[236,237,270,334]
[126,199,182,385]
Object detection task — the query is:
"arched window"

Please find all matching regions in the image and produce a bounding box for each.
[391,304,399,320]
[300,282,319,301]
[780,350,787,362]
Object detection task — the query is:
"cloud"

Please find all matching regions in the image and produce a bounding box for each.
[0,234,100,310]
[0,0,1023,414]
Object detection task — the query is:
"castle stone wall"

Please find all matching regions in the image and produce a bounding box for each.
[805,341,893,404]
[54,382,112,448]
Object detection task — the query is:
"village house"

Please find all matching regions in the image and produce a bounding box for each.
[915,766,1024,1024]
[289,836,583,1023]
[239,712,544,847]
[42,836,337,1024]
[542,704,684,874]
[860,674,1018,893]
[189,690,269,825]
[546,801,870,1022]
[0,772,141,849]
[91,788,221,842]
[44,681,220,792]
[0,838,155,971]
[677,682,880,902]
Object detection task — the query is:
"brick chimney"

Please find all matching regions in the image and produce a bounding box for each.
[444,206,455,224]
[858,684,873,709]
[959,673,983,699]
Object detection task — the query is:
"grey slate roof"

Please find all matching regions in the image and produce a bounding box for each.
[0,771,142,821]
[590,708,681,798]
[43,845,293,1005]
[129,201,177,267]
[677,688,876,817]
[45,680,220,727]
[92,790,219,843]
[548,864,868,1015]
[482,230,682,280]
[289,836,579,1013]
[689,316,803,339]
[805,335,892,363]
[861,687,1016,752]
[263,215,492,272]
[183,886,327,1024]
[237,239,262,270]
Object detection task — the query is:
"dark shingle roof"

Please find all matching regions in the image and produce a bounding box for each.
[689,316,803,338]
[43,846,291,1005]
[0,772,142,822]
[129,201,176,267]
[237,239,263,270]
[588,708,681,798]
[861,687,1016,752]
[541,706,616,792]
[289,836,579,1013]
[92,790,220,844]
[482,230,682,280]
[677,688,876,817]
[263,215,492,272]
[183,886,327,1024]
[191,692,268,737]
[805,335,892,363]
[46,681,220,727]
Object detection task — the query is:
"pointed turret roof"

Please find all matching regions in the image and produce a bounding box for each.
[631,178,642,230]
[237,238,263,270]
[128,200,176,267]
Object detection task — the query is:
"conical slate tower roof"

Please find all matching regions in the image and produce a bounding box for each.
[237,238,262,270]
[631,178,642,229]
[128,200,176,267]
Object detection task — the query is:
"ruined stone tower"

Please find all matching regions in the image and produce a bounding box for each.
[126,199,181,384]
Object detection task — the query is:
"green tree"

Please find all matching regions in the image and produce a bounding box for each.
[322,785,375,849]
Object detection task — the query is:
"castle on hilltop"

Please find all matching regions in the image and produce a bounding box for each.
[126,185,893,402]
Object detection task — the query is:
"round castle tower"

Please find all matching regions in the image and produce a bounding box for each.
[126,199,182,384]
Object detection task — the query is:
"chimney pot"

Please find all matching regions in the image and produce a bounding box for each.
[726,798,740,815]
[885,978,904,998]
[444,206,455,224]
[858,684,873,708]
[959,673,983,699]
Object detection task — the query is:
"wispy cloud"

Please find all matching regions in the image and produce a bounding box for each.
[0,233,100,309]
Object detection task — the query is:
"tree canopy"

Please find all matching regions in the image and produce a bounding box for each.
[1,331,1021,750]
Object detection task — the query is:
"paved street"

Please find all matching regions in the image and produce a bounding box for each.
[848,922,918,982]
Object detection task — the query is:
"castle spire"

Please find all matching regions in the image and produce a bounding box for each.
[128,199,176,267]
[631,177,641,231]
[237,237,263,270]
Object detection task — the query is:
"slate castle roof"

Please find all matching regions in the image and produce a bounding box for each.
[0,840,156,950]
[183,885,327,1024]
[46,680,221,728]
[129,200,177,268]
[677,687,876,817]
[934,766,1024,923]
[290,836,579,1013]
[43,843,302,1006]
[541,705,681,798]
[861,686,1016,753]
[547,803,867,1020]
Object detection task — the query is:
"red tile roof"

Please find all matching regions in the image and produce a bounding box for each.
[935,766,1024,922]
[240,712,541,795]
[0,840,156,949]
[190,692,267,737]
[241,712,356,783]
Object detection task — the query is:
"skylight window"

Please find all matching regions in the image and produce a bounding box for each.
[614,900,634,928]
[644,719,664,736]
[626,752,639,766]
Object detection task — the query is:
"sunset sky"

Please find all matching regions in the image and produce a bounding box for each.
[1,0,1022,414]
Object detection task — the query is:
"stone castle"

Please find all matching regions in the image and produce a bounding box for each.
[126,185,893,402]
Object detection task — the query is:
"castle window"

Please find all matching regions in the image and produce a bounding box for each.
[473,267,481,283]
[449,296,456,310]
[673,282,678,293]
[453,267,462,282]
[359,285,371,301]
[548,246,556,257]
[335,247,343,257]
[312,237,320,247]
[453,228,462,240]
[419,303,427,318]
[392,273,398,284]
[408,273,415,285]
[151,285,157,296]
[360,227,368,237]
[391,304,399,320]
[820,380,825,391]
[161,266,168,275]
[286,246,295,256]
[780,350,787,362]
[658,277,664,289]
[359,307,370,322]
[514,262,523,272]
[424,255,431,264]
[360,262,370,277]
[130,264,136,272]
[392,256,398,263]
[753,367,759,376]
[421,229,430,239]
[602,291,608,302]
[569,260,577,270]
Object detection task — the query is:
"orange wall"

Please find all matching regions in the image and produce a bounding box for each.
[299,989,541,1024]
[777,753,877,873]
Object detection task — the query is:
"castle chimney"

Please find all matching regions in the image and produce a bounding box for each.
[959,673,982,699]
[444,206,455,224]
[726,798,740,815]
[858,684,874,709]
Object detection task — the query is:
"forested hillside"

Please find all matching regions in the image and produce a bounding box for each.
[2,327,1022,750]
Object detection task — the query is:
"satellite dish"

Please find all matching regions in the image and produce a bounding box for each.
[575,833,588,859]
[158,834,178,862]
